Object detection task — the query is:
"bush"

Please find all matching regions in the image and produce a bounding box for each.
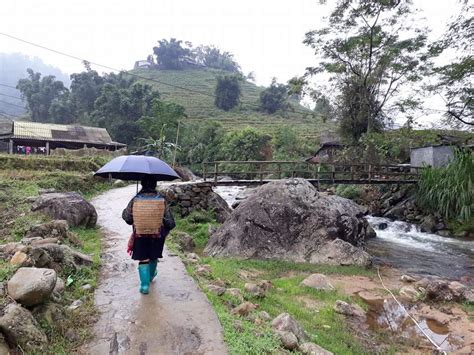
[417,150,473,222]
[335,184,363,201]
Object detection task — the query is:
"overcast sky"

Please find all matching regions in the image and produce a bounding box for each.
[0,0,463,126]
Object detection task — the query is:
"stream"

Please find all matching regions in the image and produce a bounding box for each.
[214,186,474,280]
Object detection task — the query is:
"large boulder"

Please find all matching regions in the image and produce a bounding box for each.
[7,267,57,306]
[31,192,97,227]
[0,303,47,351]
[204,179,372,266]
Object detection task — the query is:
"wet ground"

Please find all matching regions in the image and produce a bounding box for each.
[81,185,227,355]
[329,273,474,353]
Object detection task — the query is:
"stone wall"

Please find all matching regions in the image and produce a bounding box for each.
[158,182,231,222]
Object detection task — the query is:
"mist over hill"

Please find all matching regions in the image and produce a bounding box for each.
[0,53,70,117]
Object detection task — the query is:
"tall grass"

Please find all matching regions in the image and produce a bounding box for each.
[417,150,473,222]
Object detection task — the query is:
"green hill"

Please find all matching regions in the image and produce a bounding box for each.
[132,68,335,141]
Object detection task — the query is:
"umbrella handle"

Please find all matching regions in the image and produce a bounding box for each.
[136,181,139,194]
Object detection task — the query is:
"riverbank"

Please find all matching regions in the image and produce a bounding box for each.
[168,210,474,354]
[333,183,474,239]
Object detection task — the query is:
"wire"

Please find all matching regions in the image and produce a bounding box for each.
[0,100,25,109]
[0,83,17,89]
[1,32,455,123]
[0,92,23,100]
[0,32,315,118]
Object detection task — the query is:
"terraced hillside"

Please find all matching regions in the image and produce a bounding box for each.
[132,68,335,141]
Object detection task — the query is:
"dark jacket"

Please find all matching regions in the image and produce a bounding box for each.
[122,190,176,237]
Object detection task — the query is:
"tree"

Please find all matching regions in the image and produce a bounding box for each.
[92,82,158,146]
[194,45,240,72]
[139,132,180,159]
[49,91,76,124]
[337,78,384,142]
[214,75,242,111]
[153,38,191,70]
[178,121,223,165]
[259,79,289,114]
[272,125,308,160]
[17,69,69,122]
[429,1,473,127]
[219,128,272,161]
[138,100,186,142]
[303,0,430,138]
[70,69,104,115]
[314,95,334,122]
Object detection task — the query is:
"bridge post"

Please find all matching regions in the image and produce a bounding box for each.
[368,164,372,183]
[331,164,335,183]
[259,162,263,182]
[214,162,218,183]
[203,163,207,182]
[277,163,282,179]
[317,164,320,189]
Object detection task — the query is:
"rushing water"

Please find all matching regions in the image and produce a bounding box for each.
[366,216,474,280]
[214,186,474,280]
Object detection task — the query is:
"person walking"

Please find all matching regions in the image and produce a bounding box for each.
[122,176,175,294]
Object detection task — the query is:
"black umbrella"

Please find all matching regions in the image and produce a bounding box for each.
[94,155,180,181]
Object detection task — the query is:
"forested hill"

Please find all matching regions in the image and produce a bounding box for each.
[132,68,334,141]
[0,53,70,117]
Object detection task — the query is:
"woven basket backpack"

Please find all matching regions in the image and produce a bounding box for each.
[132,194,166,235]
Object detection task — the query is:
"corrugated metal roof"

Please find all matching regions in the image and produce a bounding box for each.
[0,118,12,136]
[11,121,115,145]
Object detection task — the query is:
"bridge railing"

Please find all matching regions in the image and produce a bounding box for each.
[202,160,422,184]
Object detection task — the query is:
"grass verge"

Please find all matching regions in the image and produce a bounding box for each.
[171,211,376,354]
[0,160,118,353]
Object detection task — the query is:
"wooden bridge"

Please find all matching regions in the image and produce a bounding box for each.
[202,161,421,186]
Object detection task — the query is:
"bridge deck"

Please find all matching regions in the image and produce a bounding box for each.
[202,161,421,185]
[212,179,419,186]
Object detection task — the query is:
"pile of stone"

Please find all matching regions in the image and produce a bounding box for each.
[0,225,92,351]
[0,266,65,352]
[158,182,231,222]
[0,192,97,352]
[1,220,93,272]
[398,274,474,303]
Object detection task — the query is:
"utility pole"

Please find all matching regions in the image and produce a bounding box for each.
[172,120,181,168]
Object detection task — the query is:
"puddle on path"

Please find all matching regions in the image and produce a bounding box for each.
[361,296,464,352]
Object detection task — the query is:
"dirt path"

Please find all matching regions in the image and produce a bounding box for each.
[81,185,227,355]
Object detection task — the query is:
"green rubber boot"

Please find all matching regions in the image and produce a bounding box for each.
[138,264,150,294]
[149,259,158,282]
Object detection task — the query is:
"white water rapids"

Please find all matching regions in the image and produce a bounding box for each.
[214,185,474,280]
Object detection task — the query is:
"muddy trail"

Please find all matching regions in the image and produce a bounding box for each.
[81,185,227,355]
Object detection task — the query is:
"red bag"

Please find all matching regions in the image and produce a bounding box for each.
[127,232,136,255]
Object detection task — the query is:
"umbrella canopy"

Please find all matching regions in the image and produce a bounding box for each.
[94,155,180,181]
